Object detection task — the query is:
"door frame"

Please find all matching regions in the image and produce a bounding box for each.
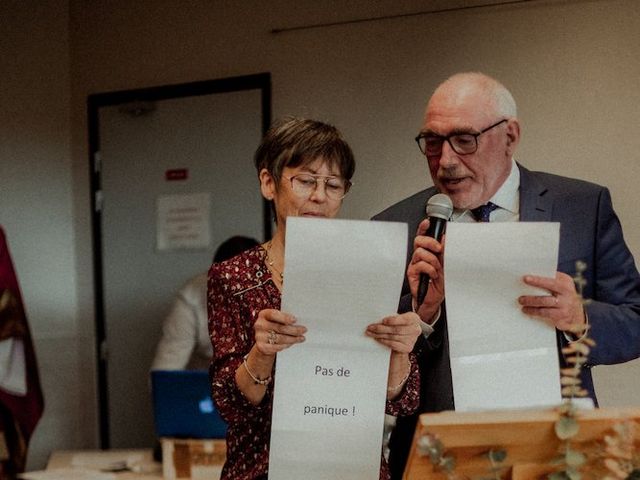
[87,73,272,448]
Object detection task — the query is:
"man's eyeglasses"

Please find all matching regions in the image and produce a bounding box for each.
[284,174,352,201]
[415,119,508,157]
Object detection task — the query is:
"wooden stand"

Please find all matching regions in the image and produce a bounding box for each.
[403,407,640,480]
[161,438,226,480]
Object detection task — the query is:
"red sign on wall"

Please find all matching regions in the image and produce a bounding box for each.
[165,169,189,181]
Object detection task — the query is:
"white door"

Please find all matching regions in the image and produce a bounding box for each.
[97,85,266,447]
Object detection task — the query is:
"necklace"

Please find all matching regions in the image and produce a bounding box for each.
[265,240,284,282]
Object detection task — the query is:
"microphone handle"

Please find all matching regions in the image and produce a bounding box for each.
[416,217,447,305]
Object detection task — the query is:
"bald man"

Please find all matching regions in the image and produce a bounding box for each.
[373,72,640,479]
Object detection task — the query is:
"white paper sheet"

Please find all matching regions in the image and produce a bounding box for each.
[18,470,116,480]
[444,222,562,412]
[268,217,407,480]
[70,451,144,470]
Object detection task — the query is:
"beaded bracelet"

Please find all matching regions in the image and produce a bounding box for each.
[387,358,412,394]
[242,354,272,386]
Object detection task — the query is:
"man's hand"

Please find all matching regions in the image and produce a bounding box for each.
[407,218,445,324]
[519,272,586,331]
[365,312,422,353]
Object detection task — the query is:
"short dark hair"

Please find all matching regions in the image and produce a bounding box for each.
[213,235,259,263]
[254,117,355,184]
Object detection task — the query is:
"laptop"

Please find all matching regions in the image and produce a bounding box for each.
[151,369,227,439]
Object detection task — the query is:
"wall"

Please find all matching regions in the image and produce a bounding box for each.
[0,0,95,470]
[1,0,638,470]
[71,0,640,410]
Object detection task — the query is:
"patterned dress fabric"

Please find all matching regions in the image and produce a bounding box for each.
[208,245,419,480]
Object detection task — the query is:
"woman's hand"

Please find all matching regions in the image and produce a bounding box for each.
[253,308,307,356]
[365,311,422,353]
[238,308,307,404]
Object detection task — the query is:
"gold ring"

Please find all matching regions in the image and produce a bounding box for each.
[268,330,277,345]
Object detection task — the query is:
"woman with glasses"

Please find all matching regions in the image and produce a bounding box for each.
[208,118,421,480]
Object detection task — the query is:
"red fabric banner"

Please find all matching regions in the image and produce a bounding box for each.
[0,227,44,476]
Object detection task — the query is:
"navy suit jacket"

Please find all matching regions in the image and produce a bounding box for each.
[372,165,640,479]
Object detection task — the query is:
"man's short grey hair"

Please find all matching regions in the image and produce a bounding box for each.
[440,72,518,118]
[493,79,517,118]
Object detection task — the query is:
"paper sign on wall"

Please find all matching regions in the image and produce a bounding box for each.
[156,193,211,251]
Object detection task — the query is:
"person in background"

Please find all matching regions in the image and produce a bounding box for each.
[0,227,44,479]
[208,117,422,480]
[373,71,640,479]
[151,235,259,371]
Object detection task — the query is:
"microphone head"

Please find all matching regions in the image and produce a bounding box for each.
[426,193,453,220]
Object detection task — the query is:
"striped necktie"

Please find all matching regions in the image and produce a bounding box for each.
[471,202,499,222]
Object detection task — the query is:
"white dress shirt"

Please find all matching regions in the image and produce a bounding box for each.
[420,159,520,335]
[151,272,212,371]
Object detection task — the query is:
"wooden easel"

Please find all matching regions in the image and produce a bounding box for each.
[403,407,640,479]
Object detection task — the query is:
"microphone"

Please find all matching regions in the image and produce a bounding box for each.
[416,193,453,305]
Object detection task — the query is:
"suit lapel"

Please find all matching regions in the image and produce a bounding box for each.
[518,164,553,222]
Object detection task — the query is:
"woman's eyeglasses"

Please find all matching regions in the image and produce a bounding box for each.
[284,174,352,200]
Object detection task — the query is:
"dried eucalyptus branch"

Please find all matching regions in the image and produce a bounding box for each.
[416,262,637,480]
[477,449,508,480]
[559,261,593,400]
[600,421,640,480]
[416,433,508,480]
[549,261,595,480]
[416,433,461,479]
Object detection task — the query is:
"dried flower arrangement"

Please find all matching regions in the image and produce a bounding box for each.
[549,261,595,480]
[415,261,639,480]
[417,432,509,480]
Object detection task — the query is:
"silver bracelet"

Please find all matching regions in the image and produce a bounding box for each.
[387,358,412,393]
[242,354,272,386]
